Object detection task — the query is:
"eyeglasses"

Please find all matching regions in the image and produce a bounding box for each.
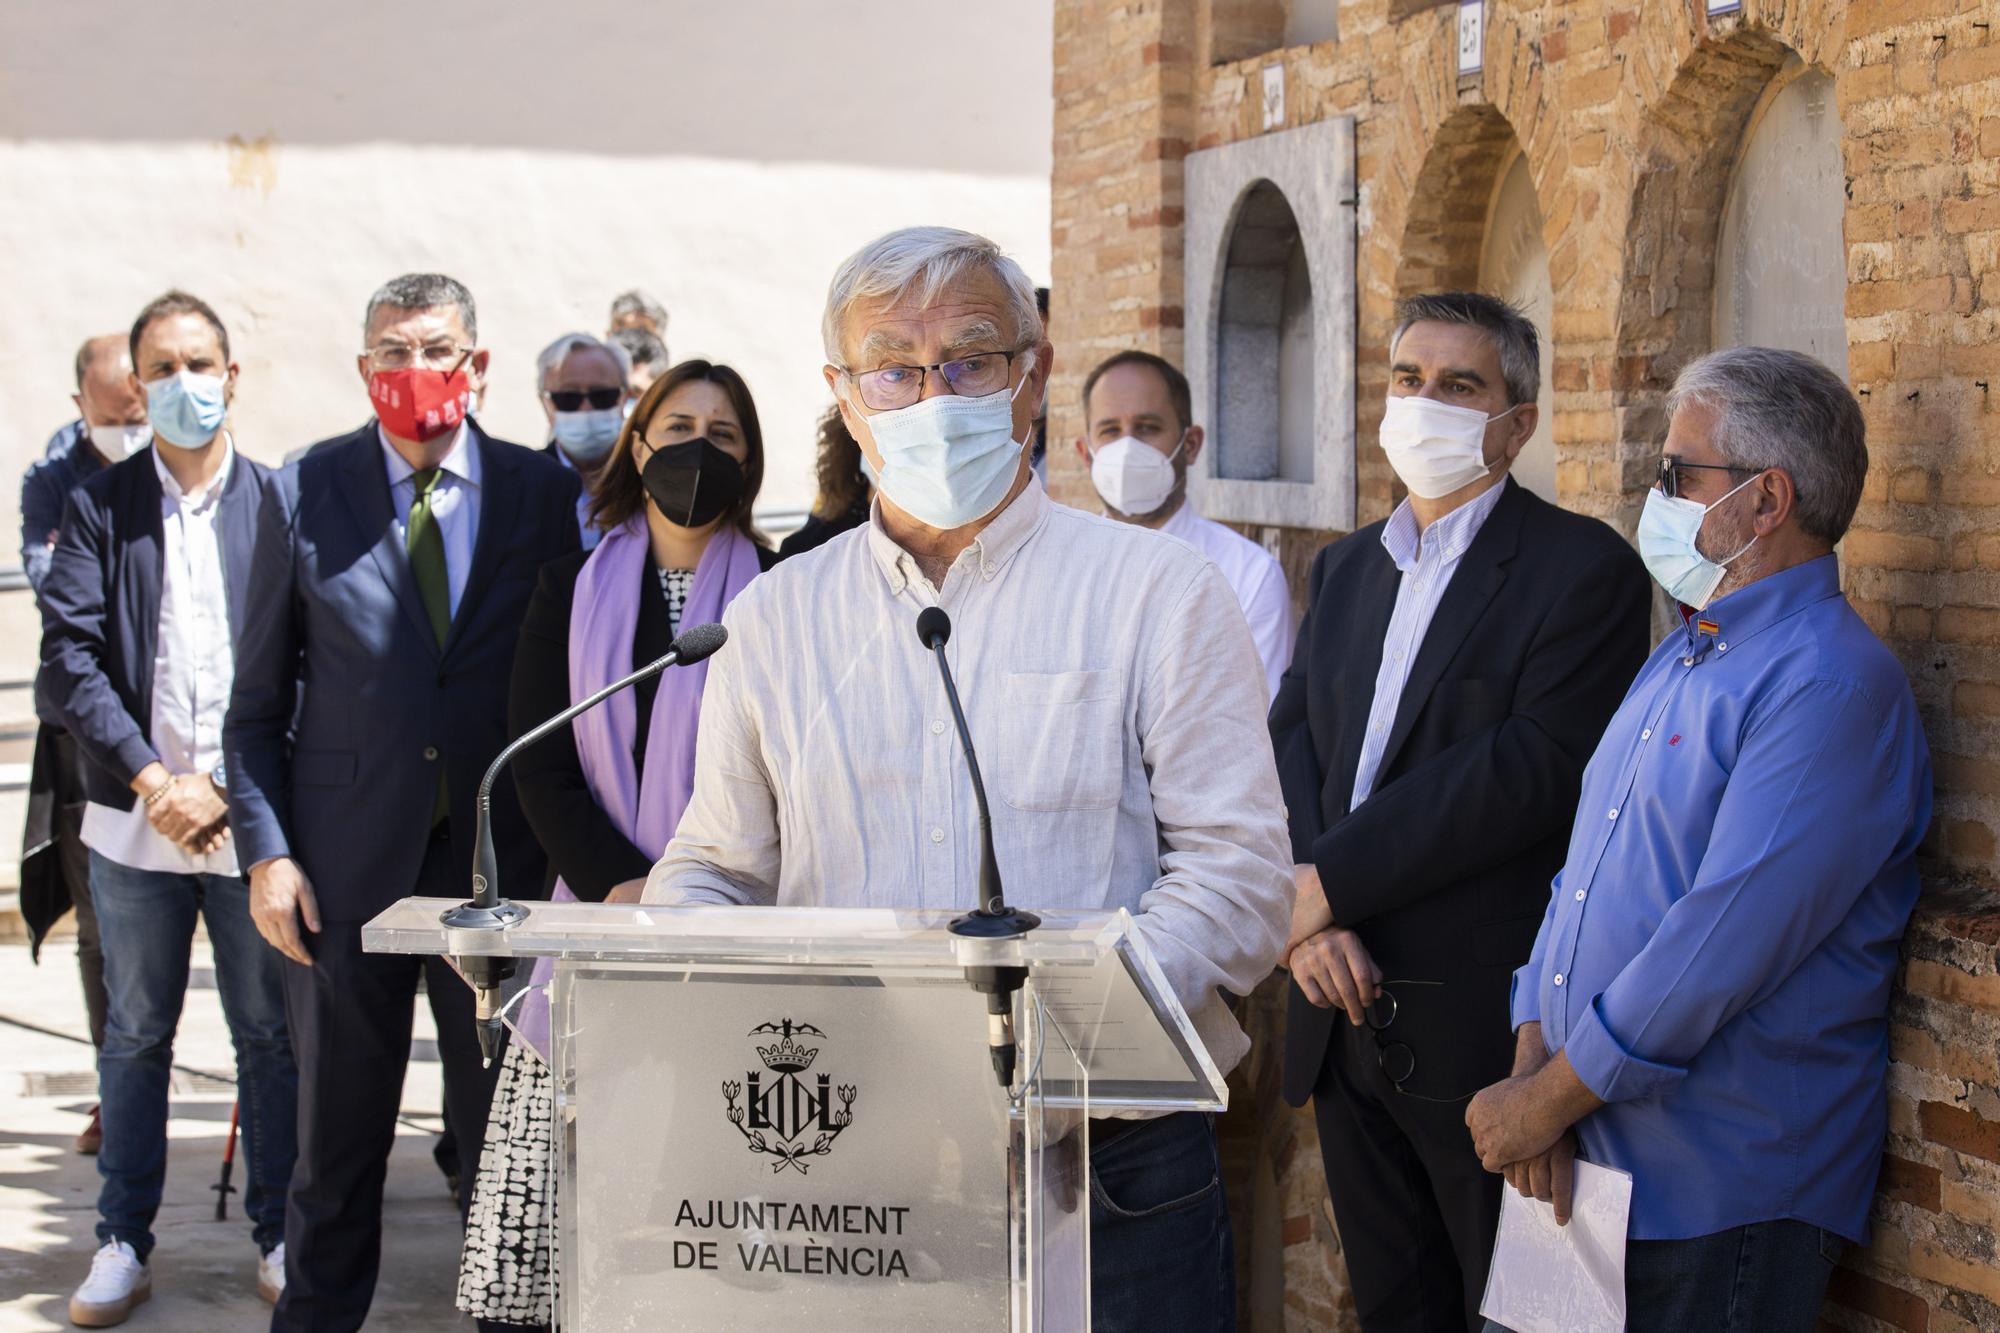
[1656,454,1765,500]
[843,348,1028,412]
[1366,980,1476,1104]
[364,341,475,373]
[545,387,624,412]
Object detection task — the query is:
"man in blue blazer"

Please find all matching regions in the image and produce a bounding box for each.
[224,274,580,1333]
[43,291,298,1325]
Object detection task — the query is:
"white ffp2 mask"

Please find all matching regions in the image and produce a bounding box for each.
[1090,432,1186,517]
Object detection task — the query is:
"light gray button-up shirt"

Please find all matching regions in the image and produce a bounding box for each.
[645,476,1294,1074]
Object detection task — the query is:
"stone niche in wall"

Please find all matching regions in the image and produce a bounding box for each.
[1185,117,1357,531]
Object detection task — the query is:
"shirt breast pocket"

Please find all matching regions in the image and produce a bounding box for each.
[998,669,1126,813]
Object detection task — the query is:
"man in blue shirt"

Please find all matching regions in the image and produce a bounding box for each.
[1468,346,1932,1333]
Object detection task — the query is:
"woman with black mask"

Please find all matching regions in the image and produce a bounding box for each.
[456,360,773,1333]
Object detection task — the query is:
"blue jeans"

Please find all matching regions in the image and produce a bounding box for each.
[90,850,297,1260]
[1485,1217,1841,1333]
[1090,1111,1235,1331]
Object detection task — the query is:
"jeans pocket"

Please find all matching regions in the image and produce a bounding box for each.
[1088,1116,1222,1221]
[1817,1227,1846,1268]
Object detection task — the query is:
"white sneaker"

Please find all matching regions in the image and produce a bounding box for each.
[258,1241,286,1304]
[68,1240,150,1327]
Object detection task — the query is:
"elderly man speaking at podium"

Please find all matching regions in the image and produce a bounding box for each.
[646,225,1292,1330]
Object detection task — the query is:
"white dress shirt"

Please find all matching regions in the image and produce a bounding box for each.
[81,441,241,875]
[1159,501,1296,701]
[378,423,481,616]
[646,476,1294,1076]
[1348,480,1509,809]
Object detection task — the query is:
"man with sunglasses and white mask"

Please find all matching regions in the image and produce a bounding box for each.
[1270,292,1650,1331]
[536,330,633,550]
[225,273,578,1332]
[1469,347,1930,1333]
[1076,349,1294,699]
[646,226,1292,1330]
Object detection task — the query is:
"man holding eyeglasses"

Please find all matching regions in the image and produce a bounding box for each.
[1269,292,1651,1331]
[224,272,579,1333]
[646,226,1293,1331]
[1469,348,1930,1333]
[536,330,634,550]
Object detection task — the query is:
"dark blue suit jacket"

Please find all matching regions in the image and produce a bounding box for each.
[223,421,581,922]
[39,447,274,809]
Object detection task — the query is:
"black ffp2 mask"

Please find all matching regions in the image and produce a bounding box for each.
[641,438,745,528]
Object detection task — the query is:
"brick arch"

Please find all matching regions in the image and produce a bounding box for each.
[1608,22,1825,528]
[1354,4,1572,522]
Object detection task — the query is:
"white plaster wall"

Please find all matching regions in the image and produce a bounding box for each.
[0,1,1053,550]
[1713,62,1848,375]
[1479,152,1557,503]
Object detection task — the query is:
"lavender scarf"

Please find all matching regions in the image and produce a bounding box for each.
[515,516,761,1059]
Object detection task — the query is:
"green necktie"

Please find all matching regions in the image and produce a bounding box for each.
[406,467,452,647]
[407,468,451,823]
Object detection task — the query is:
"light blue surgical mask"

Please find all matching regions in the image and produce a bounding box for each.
[1636,472,1761,610]
[851,352,1036,530]
[144,370,228,449]
[551,407,623,463]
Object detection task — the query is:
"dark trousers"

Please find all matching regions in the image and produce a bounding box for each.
[50,726,107,1048]
[1090,1111,1236,1332]
[1484,1218,1842,1333]
[1312,1022,1500,1332]
[272,827,501,1333]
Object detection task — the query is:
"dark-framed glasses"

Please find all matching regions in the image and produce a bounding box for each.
[364,341,475,373]
[1656,454,1766,500]
[1366,980,1476,1104]
[545,387,624,412]
[844,348,1028,412]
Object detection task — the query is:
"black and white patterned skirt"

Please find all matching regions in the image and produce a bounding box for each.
[457,1040,558,1323]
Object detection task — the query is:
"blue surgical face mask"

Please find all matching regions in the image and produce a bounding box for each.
[551,406,623,463]
[144,370,228,449]
[850,351,1036,530]
[1636,472,1761,610]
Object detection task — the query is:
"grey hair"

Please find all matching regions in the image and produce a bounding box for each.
[1391,291,1540,406]
[609,325,668,372]
[609,289,668,333]
[535,331,632,392]
[364,273,478,343]
[1666,346,1867,545]
[821,226,1042,365]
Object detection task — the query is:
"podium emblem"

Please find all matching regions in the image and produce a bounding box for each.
[723,1018,857,1174]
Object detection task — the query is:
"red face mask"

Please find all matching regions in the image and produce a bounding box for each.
[369,368,472,443]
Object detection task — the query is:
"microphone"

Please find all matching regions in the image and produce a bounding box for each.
[915,607,1039,1088]
[441,621,729,1066]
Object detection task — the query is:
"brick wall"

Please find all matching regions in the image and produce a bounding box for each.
[1046,1,2000,1327]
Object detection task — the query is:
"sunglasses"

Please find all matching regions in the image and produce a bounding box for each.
[546,387,624,412]
[1655,454,1765,500]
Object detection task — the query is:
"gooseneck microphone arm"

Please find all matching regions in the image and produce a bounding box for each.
[919,610,1006,915]
[915,606,1039,1087]
[442,621,730,1066]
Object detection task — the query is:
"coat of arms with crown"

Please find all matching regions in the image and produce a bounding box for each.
[722,1018,857,1174]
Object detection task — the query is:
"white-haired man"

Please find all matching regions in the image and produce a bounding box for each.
[536,331,633,549]
[646,226,1293,1330]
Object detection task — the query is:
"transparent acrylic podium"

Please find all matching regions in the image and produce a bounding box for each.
[364,900,1227,1332]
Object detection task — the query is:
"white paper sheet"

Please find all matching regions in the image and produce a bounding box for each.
[1479,1159,1632,1333]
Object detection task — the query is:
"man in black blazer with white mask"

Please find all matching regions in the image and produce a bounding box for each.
[1269,292,1650,1332]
